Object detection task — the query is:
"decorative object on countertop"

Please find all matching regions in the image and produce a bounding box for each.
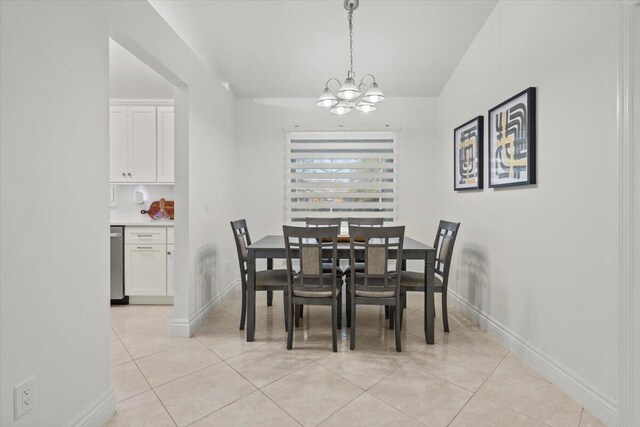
[454,116,484,191]
[133,190,145,204]
[316,0,385,115]
[141,198,174,220]
[488,87,536,188]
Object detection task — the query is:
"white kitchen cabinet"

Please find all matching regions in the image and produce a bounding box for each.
[109,106,128,183]
[109,105,157,183]
[125,244,167,296]
[123,225,174,298]
[166,244,174,296]
[109,100,174,184]
[128,106,157,182]
[157,107,174,183]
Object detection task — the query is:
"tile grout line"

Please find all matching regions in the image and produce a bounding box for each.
[305,335,431,426]
[360,392,429,427]
[112,304,295,425]
[149,388,178,427]
[314,388,367,426]
[130,333,235,427]
[187,357,304,426]
[111,315,172,342]
[445,349,510,426]
[448,350,553,427]
[482,353,556,426]
[129,347,180,427]
[253,390,304,427]
[121,335,194,362]
[354,318,476,423]
[216,337,356,427]
[111,302,474,426]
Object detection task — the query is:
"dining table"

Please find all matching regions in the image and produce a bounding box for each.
[244,235,437,344]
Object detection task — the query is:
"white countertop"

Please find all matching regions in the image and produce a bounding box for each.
[110,214,174,227]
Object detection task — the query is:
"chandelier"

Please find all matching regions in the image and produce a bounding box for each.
[316,0,385,115]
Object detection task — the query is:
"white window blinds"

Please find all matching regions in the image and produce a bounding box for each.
[285,132,398,224]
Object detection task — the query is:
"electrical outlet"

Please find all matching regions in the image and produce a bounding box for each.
[14,376,35,420]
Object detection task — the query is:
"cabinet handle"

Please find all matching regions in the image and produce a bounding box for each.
[110,233,122,238]
[137,246,153,250]
[136,234,154,237]
[167,251,172,255]
[122,172,126,177]
[128,172,132,177]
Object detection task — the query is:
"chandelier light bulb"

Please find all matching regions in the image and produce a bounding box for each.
[356,101,376,113]
[316,87,339,108]
[337,78,361,100]
[330,100,352,115]
[362,82,386,103]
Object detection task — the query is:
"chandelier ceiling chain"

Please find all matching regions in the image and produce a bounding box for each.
[316,0,386,115]
[348,8,354,79]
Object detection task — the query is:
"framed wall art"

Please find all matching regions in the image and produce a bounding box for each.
[488,87,536,188]
[454,116,483,191]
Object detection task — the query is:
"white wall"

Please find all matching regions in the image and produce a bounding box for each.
[632,3,640,424]
[234,97,438,260]
[0,2,112,426]
[435,1,619,423]
[0,1,237,425]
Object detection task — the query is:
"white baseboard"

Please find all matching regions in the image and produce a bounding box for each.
[128,295,174,305]
[66,388,116,427]
[448,290,618,426]
[171,279,240,338]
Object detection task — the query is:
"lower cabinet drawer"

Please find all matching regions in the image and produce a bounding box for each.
[125,227,167,245]
[125,244,167,296]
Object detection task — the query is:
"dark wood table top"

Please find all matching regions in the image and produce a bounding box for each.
[248,235,435,259]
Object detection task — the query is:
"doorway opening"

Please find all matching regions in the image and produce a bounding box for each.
[108,37,177,321]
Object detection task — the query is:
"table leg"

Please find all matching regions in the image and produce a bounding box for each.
[424,250,435,344]
[266,258,273,306]
[247,252,257,342]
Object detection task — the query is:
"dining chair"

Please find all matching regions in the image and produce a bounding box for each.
[300,217,344,326]
[344,217,384,327]
[400,220,460,332]
[305,217,344,275]
[348,225,405,352]
[230,219,289,331]
[347,217,385,227]
[283,225,341,352]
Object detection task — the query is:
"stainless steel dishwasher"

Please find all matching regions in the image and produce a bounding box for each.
[110,226,128,304]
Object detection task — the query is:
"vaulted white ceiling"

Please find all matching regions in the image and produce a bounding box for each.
[110,39,174,99]
[149,0,496,98]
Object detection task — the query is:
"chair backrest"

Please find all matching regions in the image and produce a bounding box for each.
[283,225,340,294]
[305,217,342,228]
[433,220,461,286]
[230,219,251,280]
[348,225,405,293]
[347,217,384,227]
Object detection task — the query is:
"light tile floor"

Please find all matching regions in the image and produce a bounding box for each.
[106,290,605,427]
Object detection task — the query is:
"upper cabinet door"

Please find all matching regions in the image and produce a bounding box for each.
[157,107,175,183]
[109,106,128,183]
[128,106,157,183]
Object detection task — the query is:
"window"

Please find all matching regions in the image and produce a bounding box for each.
[285,132,398,224]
